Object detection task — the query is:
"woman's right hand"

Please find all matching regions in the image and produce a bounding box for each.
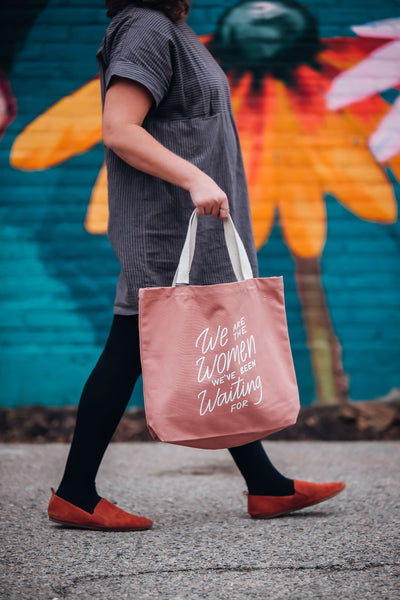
[188,172,230,219]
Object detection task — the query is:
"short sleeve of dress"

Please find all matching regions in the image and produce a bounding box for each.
[104,16,173,108]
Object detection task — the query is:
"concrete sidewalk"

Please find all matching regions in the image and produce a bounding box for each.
[1,442,399,600]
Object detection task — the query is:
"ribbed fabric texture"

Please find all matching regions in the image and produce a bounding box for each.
[96,7,259,315]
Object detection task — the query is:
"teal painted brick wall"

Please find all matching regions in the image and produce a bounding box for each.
[1,0,399,407]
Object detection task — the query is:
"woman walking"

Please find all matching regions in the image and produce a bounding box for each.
[48,0,344,531]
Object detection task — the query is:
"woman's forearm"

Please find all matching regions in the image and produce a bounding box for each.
[103,123,204,192]
[102,79,229,216]
[103,121,229,216]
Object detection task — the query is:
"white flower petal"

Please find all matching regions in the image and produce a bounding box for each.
[351,17,400,39]
[369,95,400,162]
[326,40,400,110]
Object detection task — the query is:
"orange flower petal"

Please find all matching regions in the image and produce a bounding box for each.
[11,78,102,170]
[278,184,326,258]
[229,72,252,114]
[288,66,328,132]
[233,76,277,249]
[234,76,265,178]
[249,191,276,250]
[319,36,389,71]
[248,154,276,251]
[85,162,108,234]
[307,109,397,222]
[347,93,392,128]
[271,82,326,257]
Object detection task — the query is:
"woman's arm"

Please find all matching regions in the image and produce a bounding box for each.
[102,77,229,218]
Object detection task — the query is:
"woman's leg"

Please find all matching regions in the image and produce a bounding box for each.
[56,312,296,512]
[229,443,345,519]
[228,442,295,496]
[56,314,141,513]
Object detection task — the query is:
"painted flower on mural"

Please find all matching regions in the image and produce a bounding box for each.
[11,77,106,232]
[209,3,399,256]
[326,17,400,163]
[9,1,400,404]
[208,1,399,405]
[11,4,399,253]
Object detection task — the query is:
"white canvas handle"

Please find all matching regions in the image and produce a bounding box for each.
[172,209,253,286]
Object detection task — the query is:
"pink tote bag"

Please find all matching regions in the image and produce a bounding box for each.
[139,210,300,449]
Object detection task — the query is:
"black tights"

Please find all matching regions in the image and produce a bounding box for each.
[56,315,294,513]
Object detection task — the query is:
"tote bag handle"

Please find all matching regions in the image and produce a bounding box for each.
[172,209,253,286]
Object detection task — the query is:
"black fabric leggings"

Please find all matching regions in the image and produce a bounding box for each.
[56,315,294,513]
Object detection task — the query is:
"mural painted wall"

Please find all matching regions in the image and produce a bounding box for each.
[1,0,399,407]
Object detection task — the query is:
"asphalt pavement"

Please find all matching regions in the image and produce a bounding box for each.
[1,441,399,599]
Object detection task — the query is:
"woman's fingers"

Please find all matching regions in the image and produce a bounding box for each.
[218,205,229,220]
[189,173,230,218]
[211,204,220,217]
[197,199,229,218]
[196,199,230,218]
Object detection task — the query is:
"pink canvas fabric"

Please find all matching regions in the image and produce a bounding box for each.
[139,212,300,449]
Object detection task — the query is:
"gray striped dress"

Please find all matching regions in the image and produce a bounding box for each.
[96,6,259,315]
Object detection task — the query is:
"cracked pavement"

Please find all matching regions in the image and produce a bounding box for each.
[0,441,399,599]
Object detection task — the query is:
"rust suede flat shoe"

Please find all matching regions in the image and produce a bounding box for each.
[248,480,345,519]
[48,488,153,531]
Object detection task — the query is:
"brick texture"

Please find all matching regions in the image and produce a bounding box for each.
[0,0,399,407]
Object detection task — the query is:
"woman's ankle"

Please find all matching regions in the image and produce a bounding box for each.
[55,482,101,514]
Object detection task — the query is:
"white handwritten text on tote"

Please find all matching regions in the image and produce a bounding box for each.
[195,318,263,416]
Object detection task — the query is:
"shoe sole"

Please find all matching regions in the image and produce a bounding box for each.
[48,516,153,531]
[249,487,345,520]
